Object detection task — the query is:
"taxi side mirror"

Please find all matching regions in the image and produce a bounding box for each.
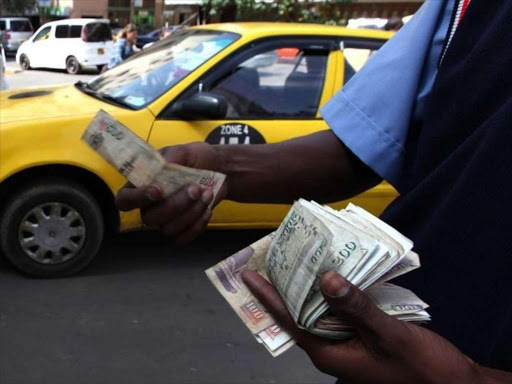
[170,92,228,120]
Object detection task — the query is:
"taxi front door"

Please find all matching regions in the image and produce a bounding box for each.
[148,38,343,228]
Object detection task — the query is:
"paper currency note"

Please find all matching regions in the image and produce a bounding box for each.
[207,201,429,356]
[82,109,226,200]
[205,233,297,356]
[206,234,276,335]
[266,202,332,323]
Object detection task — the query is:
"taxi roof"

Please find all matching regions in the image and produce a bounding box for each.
[192,22,392,40]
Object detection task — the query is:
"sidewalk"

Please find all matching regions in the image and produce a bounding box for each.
[5,60,22,75]
[5,67,22,75]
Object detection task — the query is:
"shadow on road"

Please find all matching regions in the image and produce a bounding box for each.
[0,229,273,279]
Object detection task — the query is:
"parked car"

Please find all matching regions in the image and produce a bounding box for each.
[16,18,113,74]
[0,23,394,277]
[136,28,161,49]
[0,17,34,54]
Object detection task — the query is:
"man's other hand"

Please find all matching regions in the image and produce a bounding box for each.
[115,142,227,244]
[242,270,481,384]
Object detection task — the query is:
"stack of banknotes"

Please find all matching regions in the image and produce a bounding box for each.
[82,110,226,202]
[206,199,430,356]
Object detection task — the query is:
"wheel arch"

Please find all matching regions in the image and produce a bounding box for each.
[0,164,120,236]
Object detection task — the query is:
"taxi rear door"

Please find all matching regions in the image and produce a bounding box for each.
[148,37,340,228]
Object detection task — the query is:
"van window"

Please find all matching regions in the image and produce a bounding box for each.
[0,21,5,31]
[33,26,51,42]
[70,25,82,38]
[55,25,70,38]
[85,23,111,42]
[11,20,32,32]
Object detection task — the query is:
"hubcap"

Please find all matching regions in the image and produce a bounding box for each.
[18,203,86,265]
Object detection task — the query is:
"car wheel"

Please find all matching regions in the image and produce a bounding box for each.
[66,56,81,75]
[19,54,31,70]
[0,179,104,278]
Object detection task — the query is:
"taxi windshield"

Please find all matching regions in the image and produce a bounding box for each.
[87,29,240,109]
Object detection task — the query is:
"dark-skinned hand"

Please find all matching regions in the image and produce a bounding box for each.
[242,269,481,384]
[115,142,227,244]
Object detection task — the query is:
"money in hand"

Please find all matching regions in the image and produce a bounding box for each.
[206,201,429,356]
[82,110,226,201]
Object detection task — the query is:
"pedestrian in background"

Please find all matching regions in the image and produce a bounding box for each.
[107,23,138,70]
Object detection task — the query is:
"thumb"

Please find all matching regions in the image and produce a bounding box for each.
[160,145,191,166]
[320,270,397,336]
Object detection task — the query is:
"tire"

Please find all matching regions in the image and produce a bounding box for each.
[19,54,30,70]
[0,179,104,278]
[66,56,81,75]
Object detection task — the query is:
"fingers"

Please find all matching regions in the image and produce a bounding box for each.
[175,208,212,244]
[116,183,163,211]
[320,271,399,339]
[242,270,324,350]
[142,184,213,235]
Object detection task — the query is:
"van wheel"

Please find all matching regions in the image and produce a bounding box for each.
[19,54,31,70]
[0,179,104,278]
[66,56,81,75]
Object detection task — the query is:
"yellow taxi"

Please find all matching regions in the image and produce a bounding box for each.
[0,23,396,277]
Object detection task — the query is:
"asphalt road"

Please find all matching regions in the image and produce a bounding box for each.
[4,57,97,90]
[0,230,333,384]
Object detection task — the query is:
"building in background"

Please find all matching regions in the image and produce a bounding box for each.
[338,0,423,20]
[0,0,424,32]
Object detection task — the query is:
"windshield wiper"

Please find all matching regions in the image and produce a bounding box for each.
[74,81,136,110]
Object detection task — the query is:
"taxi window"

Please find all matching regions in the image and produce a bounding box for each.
[206,47,328,119]
[0,21,6,31]
[342,39,386,85]
[87,30,240,109]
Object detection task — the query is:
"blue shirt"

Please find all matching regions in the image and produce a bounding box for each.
[321,0,455,189]
[108,38,135,69]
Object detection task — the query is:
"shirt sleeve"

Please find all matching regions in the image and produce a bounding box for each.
[320,0,453,188]
[108,40,125,69]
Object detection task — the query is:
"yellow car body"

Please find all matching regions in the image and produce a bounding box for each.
[0,23,397,276]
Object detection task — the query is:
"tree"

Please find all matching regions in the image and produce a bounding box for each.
[202,0,353,25]
[2,0,37,15]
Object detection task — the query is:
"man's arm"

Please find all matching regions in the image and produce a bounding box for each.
[215,130,381,204]
[116,130,380,242]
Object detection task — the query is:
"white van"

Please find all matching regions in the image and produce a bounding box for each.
[0,17,34,54]
[16,19,113,74]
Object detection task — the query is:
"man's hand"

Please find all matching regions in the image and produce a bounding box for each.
[115,142,227,243]
[115,130,381,243]
[242,270,481,384]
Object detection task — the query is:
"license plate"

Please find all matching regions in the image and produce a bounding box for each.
[98,48,104,55]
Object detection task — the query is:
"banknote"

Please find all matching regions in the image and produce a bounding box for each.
[207,201,429,356]
[82,109,226,201]
[205,233,296,356]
